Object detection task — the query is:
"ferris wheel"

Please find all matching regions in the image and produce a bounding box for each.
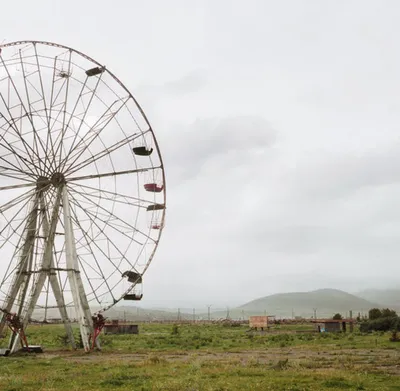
[0,41,166,353]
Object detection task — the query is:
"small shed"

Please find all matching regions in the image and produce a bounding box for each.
[103,323,139,335]
[249,315,275,330]
[249,316,268,329]
[312,319,354,333]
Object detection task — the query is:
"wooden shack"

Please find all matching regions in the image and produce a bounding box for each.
[312,319,354,333]
[249,316,268,330]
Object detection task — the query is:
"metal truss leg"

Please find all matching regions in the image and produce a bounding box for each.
[39,192,76,349]
[0,195,38,346]
[62,186,95,352]
[10,188,63,353]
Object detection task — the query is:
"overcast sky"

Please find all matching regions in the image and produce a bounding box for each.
[2,0,400,309]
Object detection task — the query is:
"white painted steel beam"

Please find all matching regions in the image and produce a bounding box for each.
[39,191,76,349]
[0,194,38,346]
[11,187,62,353]
[62,185,96,352]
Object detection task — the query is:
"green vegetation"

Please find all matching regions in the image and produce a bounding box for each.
[0,323,399,390]
[359,308,400,333]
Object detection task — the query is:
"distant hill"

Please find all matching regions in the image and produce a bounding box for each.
[237,289,380,319]
[354,289,400,311]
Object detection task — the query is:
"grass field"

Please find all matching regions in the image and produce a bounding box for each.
[0,323,399,390]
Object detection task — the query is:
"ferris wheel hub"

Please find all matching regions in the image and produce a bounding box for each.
[50,172,66,187]
[36,173,66,189]
[36,176,50,189]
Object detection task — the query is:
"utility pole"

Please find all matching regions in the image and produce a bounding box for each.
[226,306,230,320]
[193,308,196,322]
[177,308,181,321]
[207,305,212,321]
[313,308,317,320]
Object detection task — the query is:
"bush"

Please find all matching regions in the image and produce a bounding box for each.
[333,313,343,320]
[381,308,397,318]
[359,316,399,333]
[171,324,180,336]
[368,308,382,320]
[361,307,399,333]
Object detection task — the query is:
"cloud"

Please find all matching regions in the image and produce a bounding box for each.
[161,115,277,183]
[162,71,208,95]
[284,143,400,201]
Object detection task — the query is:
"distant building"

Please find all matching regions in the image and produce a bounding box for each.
[249,315,275,329]
[312,319,354,333]
[103,320,139,335]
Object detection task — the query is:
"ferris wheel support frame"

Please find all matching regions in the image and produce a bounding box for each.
[0,180,100,353]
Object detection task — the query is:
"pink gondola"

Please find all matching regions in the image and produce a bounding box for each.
[144,183,164,193]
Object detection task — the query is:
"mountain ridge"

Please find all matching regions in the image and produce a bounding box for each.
[236,288,381,318]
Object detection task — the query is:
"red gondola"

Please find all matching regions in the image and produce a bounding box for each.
[144,183,164,193]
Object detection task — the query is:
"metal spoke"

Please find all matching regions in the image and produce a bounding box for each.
[64,130,148,176]
[33,44,53,174]
[0,55,48,174]
[67,201,115,304]
[0,187,37,214]
[0,182,35,191]
[68,182,151,207]
[0,119,42,176]
[45,55,59,174]
[0,139,38,178]
[68,185,154,245]
[0,188,39,282]
[67,188,133,275]
[58,50,72,170]
[18,49,48,175]
[0,155,36,180]
[0,171,33,183]
[60,96,130,173]
[57,71,104,170]
[67,166,158,183]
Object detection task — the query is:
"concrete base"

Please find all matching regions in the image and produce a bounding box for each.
[19,345,43,353]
